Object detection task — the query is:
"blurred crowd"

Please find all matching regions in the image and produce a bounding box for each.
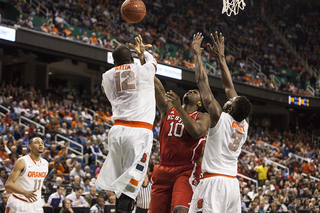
[7,0,319,97]
[0,80,318,212]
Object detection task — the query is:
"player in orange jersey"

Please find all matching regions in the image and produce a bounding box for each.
[5,137,48,213]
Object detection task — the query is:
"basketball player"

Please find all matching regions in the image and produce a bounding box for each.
[95,35,157,213]
[188,32,252,213]
[148,79,210,212]
[5,137,48,213]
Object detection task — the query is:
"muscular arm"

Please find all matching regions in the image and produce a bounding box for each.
[208,32,238,100]
[193,33,222,128]
[175,105,210,139]
[5,158,26,194]
[218,55,238,100]
[154,76,172,119]
[5,158,37,202]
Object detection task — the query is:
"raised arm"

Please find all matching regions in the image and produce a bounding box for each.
[207,31,238,100]
[192,33,222,127]
[129,35,157,71]
[5,158,38,202]
[165,90,210,139]
[154,76,172,119]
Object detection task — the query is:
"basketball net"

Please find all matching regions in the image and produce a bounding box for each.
[222,0,246,16]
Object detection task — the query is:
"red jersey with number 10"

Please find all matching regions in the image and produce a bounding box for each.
[158,107,206,167]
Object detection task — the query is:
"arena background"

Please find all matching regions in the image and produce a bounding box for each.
[0,0,319,212]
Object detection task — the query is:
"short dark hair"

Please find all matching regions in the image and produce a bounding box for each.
[57,184,65,190]
[112,45,133,66]
[231,96,252,122]
[74,186,83,192]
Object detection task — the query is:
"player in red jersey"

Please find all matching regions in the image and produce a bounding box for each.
[149,77,210,213]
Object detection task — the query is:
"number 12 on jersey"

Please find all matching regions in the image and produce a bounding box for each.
[114,71,136,92]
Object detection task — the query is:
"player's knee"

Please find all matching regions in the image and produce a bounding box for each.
[173,206,189,213]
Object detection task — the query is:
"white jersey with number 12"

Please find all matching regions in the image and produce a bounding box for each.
[101,52,157,125]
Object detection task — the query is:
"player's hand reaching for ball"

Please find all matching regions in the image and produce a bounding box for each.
[23,189,37,202]
[207,31,225,58]
[129,35,152,55]
[192,32,204,55]
[165,90,181,110]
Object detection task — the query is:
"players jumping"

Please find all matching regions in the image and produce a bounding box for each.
[189,32,252,213]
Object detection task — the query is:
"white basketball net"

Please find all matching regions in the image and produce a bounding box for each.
[222,0,246,16]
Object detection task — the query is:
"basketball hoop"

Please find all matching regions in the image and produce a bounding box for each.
[222,0,246,16]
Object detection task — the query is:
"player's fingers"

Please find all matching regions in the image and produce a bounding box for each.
[222,36,225,44]
[144,44,152,48]
[139,35,142,42]
[214,31,219,42]
[210,33,215,43]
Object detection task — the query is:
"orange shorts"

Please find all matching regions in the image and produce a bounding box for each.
[149,163,201,213]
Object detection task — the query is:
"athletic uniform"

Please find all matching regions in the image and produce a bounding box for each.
[189,112,248,213]
[149,107,205,213]
[6,155,48,213]
[96,51,157,199]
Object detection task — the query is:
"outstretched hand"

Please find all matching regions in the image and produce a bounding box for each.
[129,35,152,55]
[192,32,204,55]
[207,31,225,57]
[165,90,181,110]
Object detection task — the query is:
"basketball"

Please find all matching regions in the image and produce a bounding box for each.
[121,0,146,23]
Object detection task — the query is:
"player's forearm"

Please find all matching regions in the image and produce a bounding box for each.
[5,182,27,195]
[194,54,214,109]
[217,55,234,90]
[194,54,208,84]
[138,53,146,65]
[175,106,205,139]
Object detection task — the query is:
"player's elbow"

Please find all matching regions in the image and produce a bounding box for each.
[4,181,12,190]
[190,130,206,139]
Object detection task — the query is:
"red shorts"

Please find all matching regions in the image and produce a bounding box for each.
[149,163,201,213]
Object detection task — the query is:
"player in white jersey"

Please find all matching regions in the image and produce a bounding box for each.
[189,32,252,213]
[96,35,157,213]
[5,137,48,213]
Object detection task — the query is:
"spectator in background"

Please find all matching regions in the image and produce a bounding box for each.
[0,168,7,189]
[46,185,65,207]
[90,196,105,212]
[70,163,85,179]
[0,144,9,160]
[69,175,82,191]
[43,150,53,162]
[256,162,268,186]
[22,132,29,146]
[66,153,77,171]
[84,186,97,207]
[44,133,51,148]
[59,199,74,213]
[90,33,98,45]
[90,138,102,162]
[66,186,89,207]
[16,139,23,155]
[0,192,11,212]
[3,113,13,125]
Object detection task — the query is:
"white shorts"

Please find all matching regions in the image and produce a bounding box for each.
[95,125,153,199]
[189,176,240,213]
[6,194,43,213]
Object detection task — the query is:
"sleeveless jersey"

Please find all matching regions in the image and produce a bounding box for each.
[101,52,157,125]
[202,112,249,176]
[158,107,205,166]
[13,155,48,202]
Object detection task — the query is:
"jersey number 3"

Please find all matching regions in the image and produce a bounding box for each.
[228,131,243,152]
[114,71,136,92]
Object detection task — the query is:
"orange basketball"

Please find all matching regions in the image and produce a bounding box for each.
[121,0,146,23]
